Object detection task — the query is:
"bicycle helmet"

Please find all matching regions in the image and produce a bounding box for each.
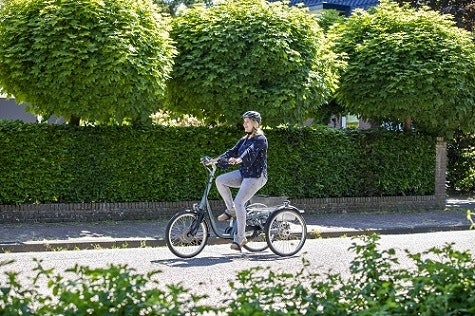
[242,111,262,124]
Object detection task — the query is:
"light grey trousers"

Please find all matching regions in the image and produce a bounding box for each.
[215,169,267,244]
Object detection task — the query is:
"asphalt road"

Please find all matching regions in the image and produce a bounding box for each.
[1,230,474,308]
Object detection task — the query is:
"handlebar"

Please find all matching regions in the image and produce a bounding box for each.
[201,156,219,166]
[201,155,241,168]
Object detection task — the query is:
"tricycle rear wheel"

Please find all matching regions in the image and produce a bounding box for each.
[243,225,268,252]
[265,209,307,257]
[242,204,269,252]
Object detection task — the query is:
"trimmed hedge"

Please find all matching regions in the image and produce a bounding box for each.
[447,130,475,195]
[0,121,436,204]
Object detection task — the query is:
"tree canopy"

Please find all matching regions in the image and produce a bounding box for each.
[165,0,341,127]
[396,0,475,32]
[0,0,176,125]
[329,0,475,137]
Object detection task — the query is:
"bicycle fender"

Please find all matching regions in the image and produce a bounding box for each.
[275,201,304,213]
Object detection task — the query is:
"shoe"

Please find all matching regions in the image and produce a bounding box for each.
[230,238,247,251]
[217,209,236,221]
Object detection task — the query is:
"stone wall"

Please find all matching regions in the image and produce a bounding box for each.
[0,195,442,224]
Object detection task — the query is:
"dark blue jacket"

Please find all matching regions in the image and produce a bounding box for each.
[222,134,268,179]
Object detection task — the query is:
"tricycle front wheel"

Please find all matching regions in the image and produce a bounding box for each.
[165,211,208,258]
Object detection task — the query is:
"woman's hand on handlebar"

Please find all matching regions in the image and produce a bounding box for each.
[228,157,242,165]
[201,155,239,169]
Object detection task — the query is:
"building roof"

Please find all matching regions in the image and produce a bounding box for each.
[288,0,380,14]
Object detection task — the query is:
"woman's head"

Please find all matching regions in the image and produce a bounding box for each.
[242,111,262,135]
[242,111,261,124]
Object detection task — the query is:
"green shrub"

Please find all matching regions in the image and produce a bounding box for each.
[447,130,475,195]
[0,258,209,315]
[0,121,436,204]
[221,235,475,315]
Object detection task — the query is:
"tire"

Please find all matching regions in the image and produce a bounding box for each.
[165,211,208,258]
[265,209,307,257]
[243,204,269,252]
[243,225,268,252]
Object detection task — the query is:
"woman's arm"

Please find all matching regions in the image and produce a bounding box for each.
[220,138,244,159]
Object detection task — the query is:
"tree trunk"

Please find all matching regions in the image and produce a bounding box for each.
[69,115,80,126]
[404,117,412,132]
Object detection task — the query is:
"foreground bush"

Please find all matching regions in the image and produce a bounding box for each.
[1,235,474,315]
[0,259,210,316]
[223,235,475,315]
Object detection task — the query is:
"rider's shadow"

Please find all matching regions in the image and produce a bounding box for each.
[151,252,300,267]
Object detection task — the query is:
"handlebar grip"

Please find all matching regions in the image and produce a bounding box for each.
[201,156,218,165]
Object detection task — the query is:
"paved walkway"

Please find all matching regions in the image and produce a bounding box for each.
[1,197,473,252]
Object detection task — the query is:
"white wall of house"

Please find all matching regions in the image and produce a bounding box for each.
[0,96,64,124]
[0,96,37,122]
